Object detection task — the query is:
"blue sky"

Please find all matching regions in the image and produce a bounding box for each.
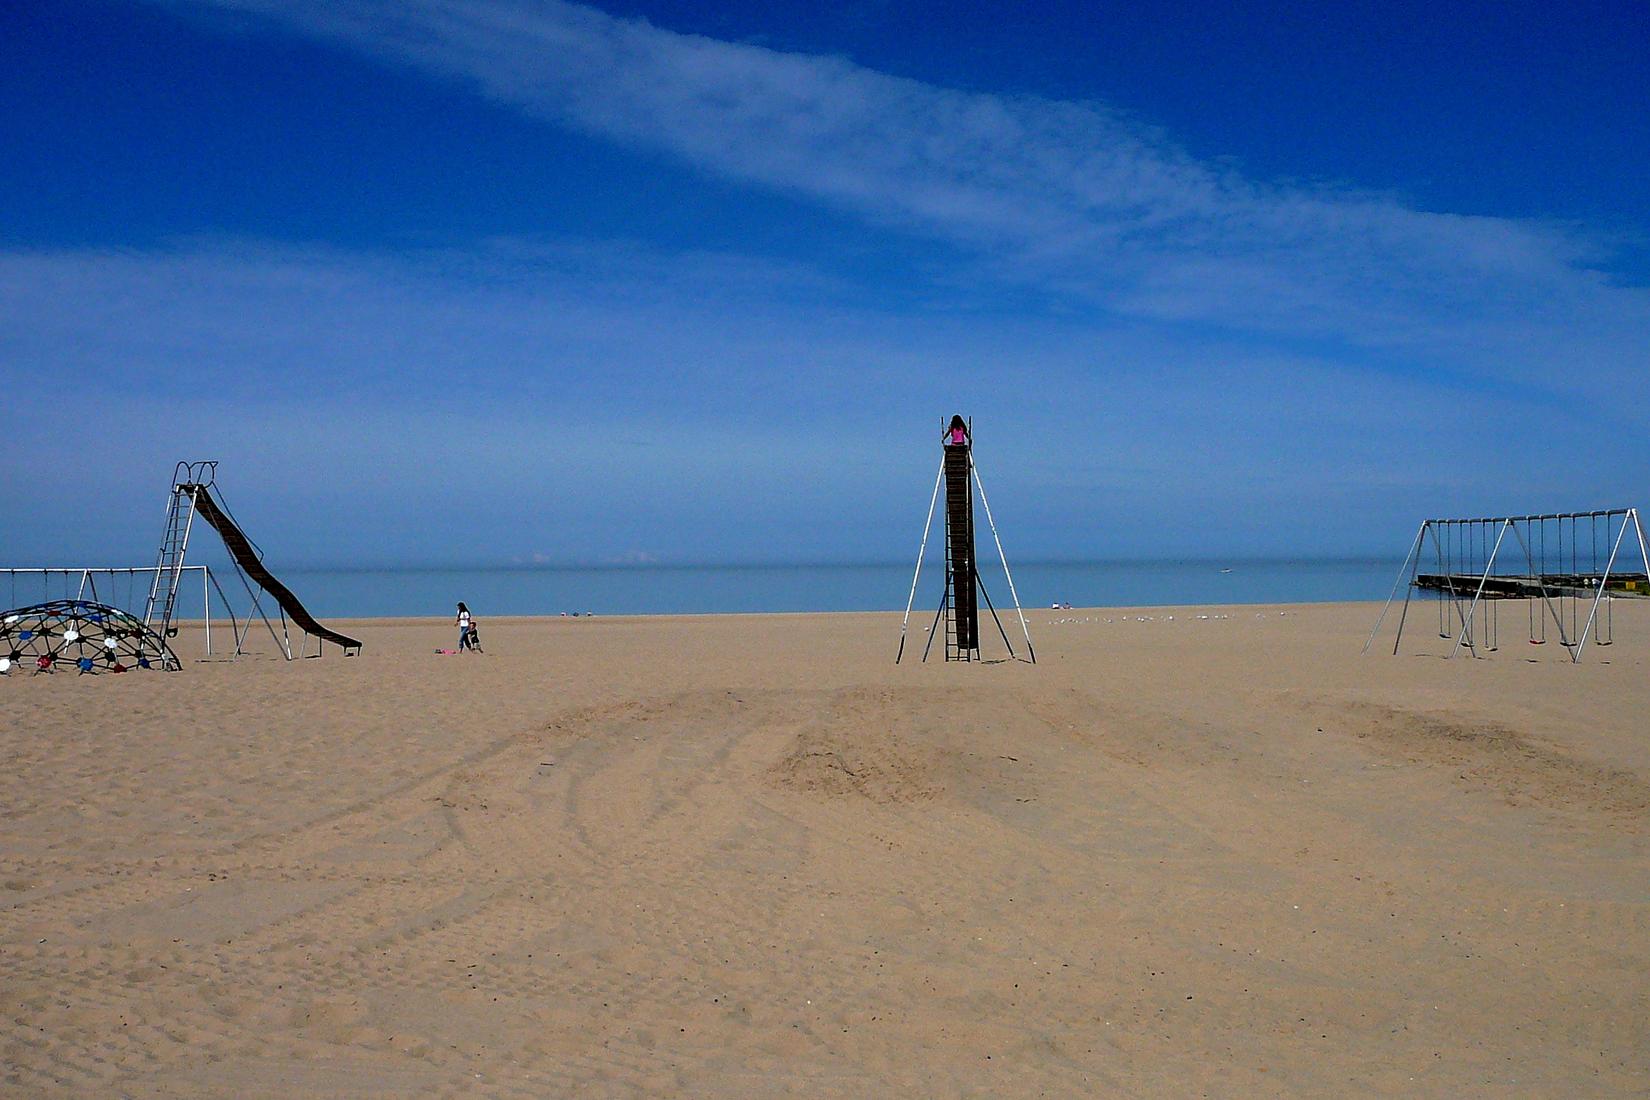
[2,0,1646,568]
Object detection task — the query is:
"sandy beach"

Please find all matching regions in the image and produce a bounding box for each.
[2,602,1646,1096]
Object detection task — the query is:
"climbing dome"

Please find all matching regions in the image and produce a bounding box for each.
[0,600,177,675]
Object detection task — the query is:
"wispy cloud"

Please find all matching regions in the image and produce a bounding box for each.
[183,0,1648,390]
[3,235,1637,564]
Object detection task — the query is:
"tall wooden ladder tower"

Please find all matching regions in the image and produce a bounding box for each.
[897,417,1036,664]
[942,438,980,659]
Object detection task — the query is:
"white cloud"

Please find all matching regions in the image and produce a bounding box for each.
[177,0,1649,389]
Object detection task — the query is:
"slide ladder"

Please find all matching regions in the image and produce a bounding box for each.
[142,467,202,664]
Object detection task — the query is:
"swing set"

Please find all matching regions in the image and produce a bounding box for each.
[1,565,234,667]
[1365,508,1650,662]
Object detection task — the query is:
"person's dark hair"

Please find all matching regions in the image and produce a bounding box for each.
[949,414,966,432]
[457,601,470,614]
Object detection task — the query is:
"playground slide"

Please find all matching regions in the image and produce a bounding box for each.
[179,484,363,653]
[943,444,979,651]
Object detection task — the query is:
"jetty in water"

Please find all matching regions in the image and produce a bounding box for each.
[1414,572,1650,599]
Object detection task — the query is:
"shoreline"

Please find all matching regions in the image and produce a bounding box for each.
[162,598,1393,628]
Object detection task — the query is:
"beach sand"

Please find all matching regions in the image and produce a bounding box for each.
[2,602,1647,1096]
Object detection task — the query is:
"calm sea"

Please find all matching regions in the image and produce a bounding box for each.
[143,558,1400,619]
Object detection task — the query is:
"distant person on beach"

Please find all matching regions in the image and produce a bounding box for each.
[944,415,969,447]
[456,602,474,652]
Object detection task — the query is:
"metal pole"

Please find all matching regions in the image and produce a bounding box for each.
[206,566,244,656]
[203,565,212,658]
[1451,520,1510,658]
[230,559,285,657]
[1393,521,1430,655]
[1364,521,1426,654]
[897,454,947,664]
[1635,509,1650,591]
[974,571,1017,659]
[1574,512,1632,661]
[1390,523,1426,656]
[922,590,948,662]
[970,459,1035,663]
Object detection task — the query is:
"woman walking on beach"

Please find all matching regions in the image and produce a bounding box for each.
[456,602,474,652]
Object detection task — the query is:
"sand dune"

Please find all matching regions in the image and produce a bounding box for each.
[2,604,1647,1095]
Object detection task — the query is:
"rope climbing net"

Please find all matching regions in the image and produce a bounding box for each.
[0,599,178,675]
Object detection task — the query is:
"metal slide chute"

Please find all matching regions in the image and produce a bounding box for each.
[145,462,361,659]
[180,483,362,653]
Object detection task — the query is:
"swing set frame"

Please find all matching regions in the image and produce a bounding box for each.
[1364,508,1650,662]
[1,565,239,659]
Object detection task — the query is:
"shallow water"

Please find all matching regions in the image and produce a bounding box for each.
[4,557,1404,620]
[266,558,1400,618]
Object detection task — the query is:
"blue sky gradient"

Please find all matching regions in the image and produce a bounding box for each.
[3,0,1646,567]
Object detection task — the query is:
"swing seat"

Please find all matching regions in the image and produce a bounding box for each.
[1528,639,1545,645]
